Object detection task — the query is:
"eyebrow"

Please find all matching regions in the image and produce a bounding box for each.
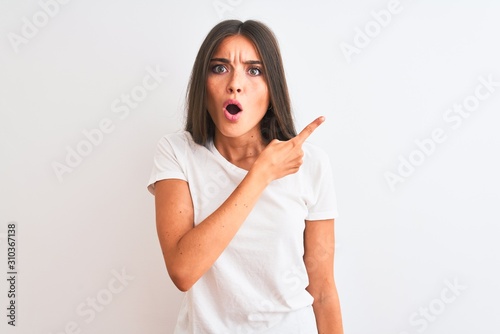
[210,58,263,65]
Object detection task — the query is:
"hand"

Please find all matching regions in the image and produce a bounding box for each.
[252,116,325,182]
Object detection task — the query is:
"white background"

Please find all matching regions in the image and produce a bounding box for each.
[1,0,499,333]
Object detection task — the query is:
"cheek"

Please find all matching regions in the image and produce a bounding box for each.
[206,78,215,96]
[255,83,269,107]
[206,79,219,106]
[207,75,227,92]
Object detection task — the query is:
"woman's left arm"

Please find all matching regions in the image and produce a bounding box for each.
[304,219,344,334]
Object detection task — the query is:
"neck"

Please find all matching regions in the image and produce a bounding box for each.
[213,130,266,171]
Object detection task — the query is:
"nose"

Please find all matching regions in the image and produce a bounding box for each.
[227,72,242,94]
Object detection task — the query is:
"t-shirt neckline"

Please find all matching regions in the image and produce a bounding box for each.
[207,139,249,175]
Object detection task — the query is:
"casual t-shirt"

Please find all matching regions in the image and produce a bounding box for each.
[147,131,338,334]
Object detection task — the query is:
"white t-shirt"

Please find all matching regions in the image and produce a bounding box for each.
[148,131,338,334]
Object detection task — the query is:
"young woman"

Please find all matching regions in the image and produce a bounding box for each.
[148,20,343,333]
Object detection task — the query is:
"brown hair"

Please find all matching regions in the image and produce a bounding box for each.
[185,20,297,145]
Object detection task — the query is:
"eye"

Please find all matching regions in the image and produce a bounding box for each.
[248,67,262,76]
[211,64,227,74]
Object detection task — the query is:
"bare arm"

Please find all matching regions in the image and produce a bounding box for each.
[155,117,325,291]
[304,219,344,334]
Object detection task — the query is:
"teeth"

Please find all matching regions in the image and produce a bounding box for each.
[226,104,241,115]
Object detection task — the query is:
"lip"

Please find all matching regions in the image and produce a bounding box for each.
[223,99,243,122]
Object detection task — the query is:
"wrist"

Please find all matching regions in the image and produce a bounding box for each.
[247,163,272,188]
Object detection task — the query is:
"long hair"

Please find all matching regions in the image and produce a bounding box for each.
[185,20,296,145]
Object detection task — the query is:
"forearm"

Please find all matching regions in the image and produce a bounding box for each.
[312,286,344,334]
[168,168,269,290]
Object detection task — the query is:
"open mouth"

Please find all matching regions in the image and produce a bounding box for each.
[226,104,241,115]
[223,99,243,121]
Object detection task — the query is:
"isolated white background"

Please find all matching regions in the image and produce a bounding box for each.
[1,0,499,333]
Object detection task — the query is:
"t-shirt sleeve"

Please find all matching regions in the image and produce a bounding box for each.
[147,134,187,195]
[304,144,339,221]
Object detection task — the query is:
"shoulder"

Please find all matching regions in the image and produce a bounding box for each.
[302,142,331,166]
[156,130,205,153]
[299,142,333,180]
[157,130,193,147]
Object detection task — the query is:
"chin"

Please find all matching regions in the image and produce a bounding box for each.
[216,123,261,140]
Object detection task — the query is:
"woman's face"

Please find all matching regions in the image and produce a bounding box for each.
[206,35,269,141]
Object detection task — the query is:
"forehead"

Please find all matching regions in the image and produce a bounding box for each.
[213,35,260,59]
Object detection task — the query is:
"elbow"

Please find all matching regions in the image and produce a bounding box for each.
[167,266,198,292]
[171,276,193,292]
[307,280,338,304]
[163,250,205,292]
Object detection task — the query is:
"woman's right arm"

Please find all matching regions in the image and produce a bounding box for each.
[155,117,324,291]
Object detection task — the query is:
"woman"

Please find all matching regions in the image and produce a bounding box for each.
[148,20,343,333]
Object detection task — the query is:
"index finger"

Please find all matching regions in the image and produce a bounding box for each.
[294,116,325,144]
